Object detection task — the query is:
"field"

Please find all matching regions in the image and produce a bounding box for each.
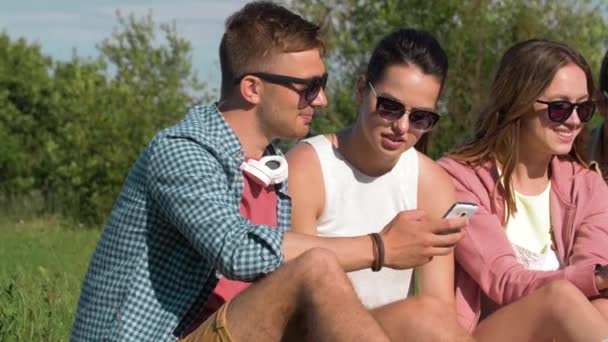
[0,217,100,341]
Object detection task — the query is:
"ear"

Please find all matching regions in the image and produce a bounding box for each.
[239,75,263,105]
[355,75,367,103]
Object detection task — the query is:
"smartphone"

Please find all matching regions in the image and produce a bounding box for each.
[442,202,479,219]
[436,202,478,235]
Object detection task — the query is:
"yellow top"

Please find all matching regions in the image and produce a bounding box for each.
[506,182,552,254]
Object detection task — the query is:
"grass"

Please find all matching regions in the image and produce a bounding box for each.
[0,217,100,341]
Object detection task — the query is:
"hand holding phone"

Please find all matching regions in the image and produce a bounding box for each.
[436,202,478,235]
[442,202,479,219]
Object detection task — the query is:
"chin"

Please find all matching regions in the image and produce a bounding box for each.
[551,145,574,156]
[377,145,408,163]
[293,127,311,139]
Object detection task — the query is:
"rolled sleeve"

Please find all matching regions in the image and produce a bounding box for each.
[147,136,284,281]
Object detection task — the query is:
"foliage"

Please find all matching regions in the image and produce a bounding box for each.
[0,34,53,197]
[1,1,608,222]
[287,0,608,158]
[0,12,209,223]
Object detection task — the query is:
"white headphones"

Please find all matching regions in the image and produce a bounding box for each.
[240,155,288,187]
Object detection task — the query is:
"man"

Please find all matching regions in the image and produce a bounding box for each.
[72,2,469,341]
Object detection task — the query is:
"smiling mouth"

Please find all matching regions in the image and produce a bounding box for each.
[299,113,314,123]
[555,130,574,138]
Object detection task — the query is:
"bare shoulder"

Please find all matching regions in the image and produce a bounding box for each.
[286,140,325,190]
[286,140,320,170]
[417,152,455,214]
[417,152,454,191]
[286,138,326,231]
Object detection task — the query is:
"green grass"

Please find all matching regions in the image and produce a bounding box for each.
[0,217,100,341]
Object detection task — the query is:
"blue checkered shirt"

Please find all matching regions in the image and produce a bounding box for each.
[71,104,291,341]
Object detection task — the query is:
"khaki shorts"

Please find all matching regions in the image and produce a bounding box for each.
[181,301,234,342]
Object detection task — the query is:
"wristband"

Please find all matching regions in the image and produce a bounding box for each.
[595,264,608,277]
[370,233,384,272]
[370,234,379,271]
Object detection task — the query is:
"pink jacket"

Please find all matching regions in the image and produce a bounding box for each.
[438,156,608,332]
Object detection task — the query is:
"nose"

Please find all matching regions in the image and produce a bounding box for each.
[311,88,329,108]
[393,112,410,134]
[568,107,583,125]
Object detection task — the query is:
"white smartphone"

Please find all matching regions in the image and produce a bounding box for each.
[442,202,479,219]
[436,202,478,235]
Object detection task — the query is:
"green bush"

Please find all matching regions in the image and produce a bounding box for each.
[0,12,209,224]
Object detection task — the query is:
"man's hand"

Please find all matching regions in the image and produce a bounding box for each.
[380,210,467,269]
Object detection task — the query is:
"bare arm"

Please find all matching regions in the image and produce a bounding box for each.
[415,153,457,307]
[286,142,324,236]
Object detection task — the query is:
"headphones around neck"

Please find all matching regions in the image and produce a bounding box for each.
[239,155,288,187]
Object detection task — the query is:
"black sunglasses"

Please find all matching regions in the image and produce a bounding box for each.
[368,82,440,132]
[536,100,596,123]
[235,72,328,104]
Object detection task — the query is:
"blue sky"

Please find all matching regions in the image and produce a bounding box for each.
[0,0,249,90]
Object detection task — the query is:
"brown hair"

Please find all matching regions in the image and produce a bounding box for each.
[219,1,325,98]
[447,39,595,221]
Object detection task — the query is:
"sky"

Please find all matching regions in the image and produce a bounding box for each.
[0,0,249,90]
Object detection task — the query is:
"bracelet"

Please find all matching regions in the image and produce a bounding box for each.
[595,264,608,277]
[370,233,385,272]
[370,234,379,271]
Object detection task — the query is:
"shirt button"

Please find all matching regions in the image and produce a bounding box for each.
[236,150,244,158]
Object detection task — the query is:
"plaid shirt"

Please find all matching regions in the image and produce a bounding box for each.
[71,104,291,341]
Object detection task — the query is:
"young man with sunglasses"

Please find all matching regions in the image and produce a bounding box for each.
[287,28,471,340]
[72,3,471,342]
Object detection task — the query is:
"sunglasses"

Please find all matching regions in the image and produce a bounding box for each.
[536,100,596,123]
[368,82,440,132]
[235,72,328,104]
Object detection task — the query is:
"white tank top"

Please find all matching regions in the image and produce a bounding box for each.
[303,135,417,309]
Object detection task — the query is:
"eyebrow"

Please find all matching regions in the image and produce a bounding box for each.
[544,94,590,102]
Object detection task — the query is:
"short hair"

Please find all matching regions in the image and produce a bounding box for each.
[219,1,325,98]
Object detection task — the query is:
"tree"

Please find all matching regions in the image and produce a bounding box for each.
[0,33,53,200]
[287,0,608,157]
[0,11,210,224]
[45,12,210,223]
